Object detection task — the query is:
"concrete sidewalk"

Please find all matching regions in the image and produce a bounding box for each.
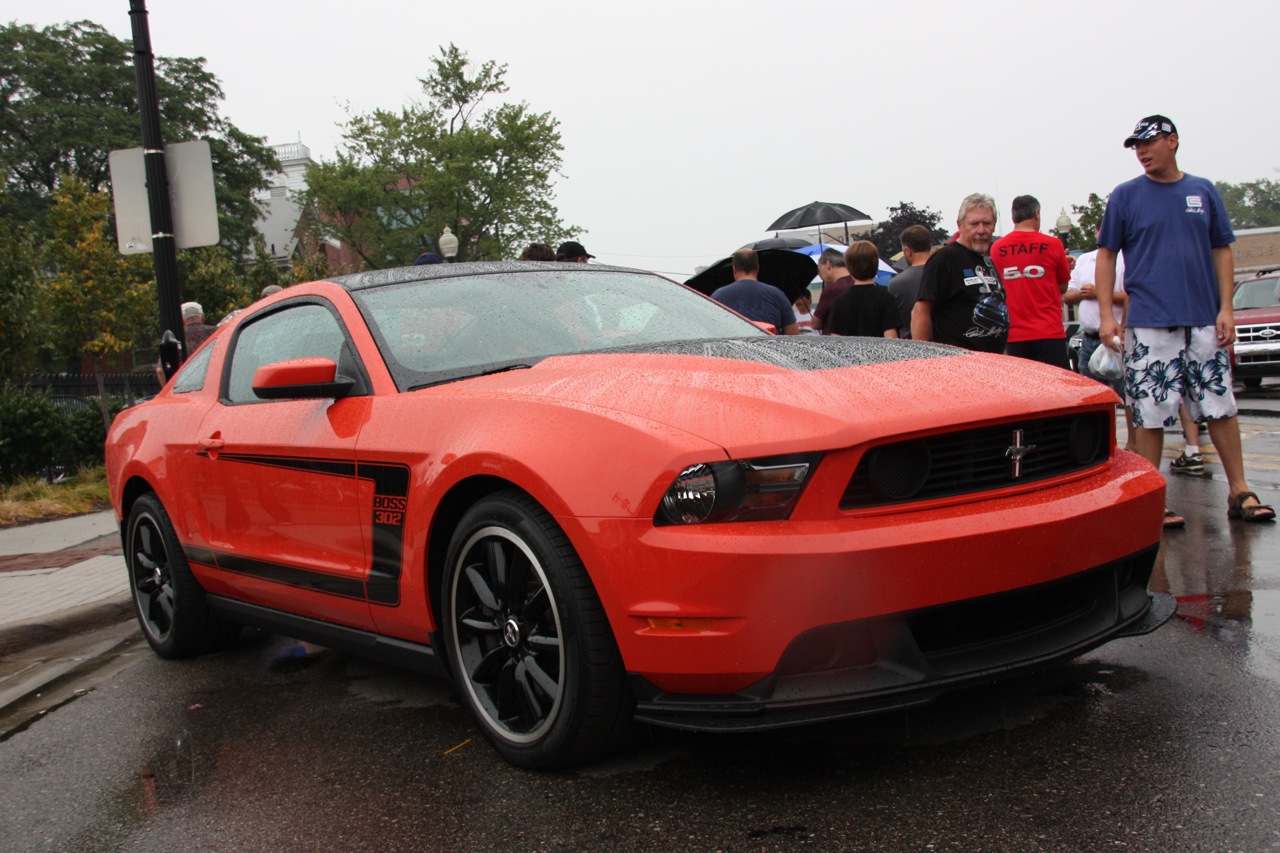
[0,511,133,655]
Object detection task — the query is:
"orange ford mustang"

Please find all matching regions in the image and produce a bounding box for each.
[106,262,1172,769]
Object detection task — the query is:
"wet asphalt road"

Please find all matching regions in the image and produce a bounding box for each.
[2,391,1279,852]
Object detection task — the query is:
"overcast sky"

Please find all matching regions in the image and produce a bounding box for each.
[9,0,1277,276]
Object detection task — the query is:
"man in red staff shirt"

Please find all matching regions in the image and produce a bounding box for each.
[990,195,1072,368]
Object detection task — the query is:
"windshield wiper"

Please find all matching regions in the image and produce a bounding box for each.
[408,362,532,391]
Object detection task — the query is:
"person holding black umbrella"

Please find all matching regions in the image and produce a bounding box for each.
[711,248,800,335]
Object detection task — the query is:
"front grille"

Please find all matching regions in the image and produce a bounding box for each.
[1237,350,1280,367]
[1235,323,1280,367]
[1237,322,1280,345]
[909,547,1156,673]
[841,412,1110,509]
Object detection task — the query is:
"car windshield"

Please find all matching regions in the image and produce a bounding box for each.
[353,269,765,390]
[1233,277,1280,310]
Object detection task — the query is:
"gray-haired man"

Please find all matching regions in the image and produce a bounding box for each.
[911,194,1008,352]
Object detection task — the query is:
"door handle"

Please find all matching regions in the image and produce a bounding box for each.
[196,436,225,457]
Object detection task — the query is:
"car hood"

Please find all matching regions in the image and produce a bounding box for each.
[450,337,1115,456]
[1235,305,1280,323]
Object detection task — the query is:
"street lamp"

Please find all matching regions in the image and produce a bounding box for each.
[438,226,459,261]
[1055,208,1072,249]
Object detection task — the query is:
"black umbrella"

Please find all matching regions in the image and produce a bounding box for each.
[684,249,817,304]
[744,236,813,250]
[766,201,873,244]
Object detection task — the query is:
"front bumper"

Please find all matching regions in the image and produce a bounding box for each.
[628,547,1171,732]
[1233,341,1280,380]
[567,451,1165,695]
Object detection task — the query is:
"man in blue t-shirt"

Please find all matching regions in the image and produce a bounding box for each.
[711,248,799,335]
[1096,114,1274,526]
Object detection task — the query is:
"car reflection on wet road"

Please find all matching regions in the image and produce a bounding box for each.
[1,408,1278,852]
[1152,414,1280,688]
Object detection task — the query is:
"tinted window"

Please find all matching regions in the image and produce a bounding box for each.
[225,303,348,403]
[354,269,762,390]
[171,341,214,394]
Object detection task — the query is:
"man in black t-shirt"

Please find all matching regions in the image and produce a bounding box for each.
[911,193,1008,353]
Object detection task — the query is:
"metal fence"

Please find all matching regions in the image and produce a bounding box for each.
[15,372,162,406]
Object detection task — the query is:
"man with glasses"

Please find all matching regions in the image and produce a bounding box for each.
[1095,115,1274,526]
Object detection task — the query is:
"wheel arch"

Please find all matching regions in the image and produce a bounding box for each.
[424,475,540,640]
[117,474,158,543]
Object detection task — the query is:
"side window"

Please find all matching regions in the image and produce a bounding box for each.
[225,303,348,404]
[171,341,215,394]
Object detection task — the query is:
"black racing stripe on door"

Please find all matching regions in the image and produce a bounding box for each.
[214,552,368,600]
[185,545,217,566]
[201,452,412,607]
[216,453,357,478]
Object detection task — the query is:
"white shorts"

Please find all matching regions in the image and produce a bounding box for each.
[1124,326,1237,428]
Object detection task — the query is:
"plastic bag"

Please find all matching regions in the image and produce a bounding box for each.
[1088,336,1124,380]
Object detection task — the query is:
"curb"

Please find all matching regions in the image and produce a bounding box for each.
[0,595,135,658]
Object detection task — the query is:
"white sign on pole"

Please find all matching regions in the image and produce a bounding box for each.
[108,139,220,255]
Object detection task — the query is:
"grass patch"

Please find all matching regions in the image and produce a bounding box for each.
[0,465,110,527]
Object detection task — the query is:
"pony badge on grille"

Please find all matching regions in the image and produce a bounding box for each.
[1006,429,1037,478]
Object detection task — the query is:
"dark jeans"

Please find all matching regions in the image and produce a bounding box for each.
[1007,337,1069,370]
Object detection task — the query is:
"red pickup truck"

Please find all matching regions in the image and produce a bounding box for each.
[1232,269,1280,388]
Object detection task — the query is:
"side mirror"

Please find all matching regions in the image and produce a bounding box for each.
[251,357,356,400]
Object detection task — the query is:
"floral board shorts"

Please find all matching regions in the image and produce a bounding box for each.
[1124,326,1238,429]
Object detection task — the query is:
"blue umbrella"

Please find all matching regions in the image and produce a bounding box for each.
[793,244,897,284]
[793,242,847,257]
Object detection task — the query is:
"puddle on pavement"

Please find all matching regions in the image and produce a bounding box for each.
[1153,521,1280,686]
[340,657,457,709]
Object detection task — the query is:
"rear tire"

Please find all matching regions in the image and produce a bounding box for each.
[442,491,634,769]
[126,493,240,658]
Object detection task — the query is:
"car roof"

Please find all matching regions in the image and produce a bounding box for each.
[325,261,657,292]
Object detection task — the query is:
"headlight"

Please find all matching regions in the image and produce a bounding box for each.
[656,453,821,525]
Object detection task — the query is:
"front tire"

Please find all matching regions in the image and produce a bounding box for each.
[442,491,633,769]
[126,493,240,658]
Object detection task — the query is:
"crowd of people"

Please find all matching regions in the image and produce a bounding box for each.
[697,113,1274,529]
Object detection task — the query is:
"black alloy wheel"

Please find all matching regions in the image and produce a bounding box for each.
[126,493,239,658]
[443,491,634,769]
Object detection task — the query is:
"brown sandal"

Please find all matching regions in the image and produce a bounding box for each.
[1227,491,1276,523]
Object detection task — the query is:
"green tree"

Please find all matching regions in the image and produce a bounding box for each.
[177,246,256,324]
[302,44,577,267]
[856,201,950,260]
[0,20,278,257]
[45,175,154,428]
[1215,178,1280,229]
[1065,192,1108,252]
[286,248,331,285]
[0,196,45,378]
